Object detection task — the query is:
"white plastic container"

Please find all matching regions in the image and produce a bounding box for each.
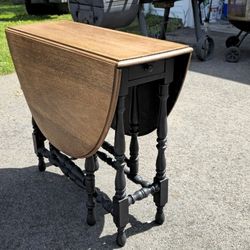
[200,0,223,22]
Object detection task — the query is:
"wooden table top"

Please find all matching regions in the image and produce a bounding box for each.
[6,20,192,158]
[7,20,192,67]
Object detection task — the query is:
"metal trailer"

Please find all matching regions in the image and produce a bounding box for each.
[68,0,215,61]
[12,0,69,15]
[225,0,250,62]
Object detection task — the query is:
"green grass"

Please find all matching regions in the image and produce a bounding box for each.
[0,0,182,75]
[120,14,183,36]
[0,0,71,75]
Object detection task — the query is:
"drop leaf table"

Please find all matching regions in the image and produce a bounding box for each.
[6,21,192,247]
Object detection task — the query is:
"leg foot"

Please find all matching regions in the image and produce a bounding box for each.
[155,207,165,225]
[116,227,126,247]
[38,156,46,172]
[32,118,46,172]
[87,210,96,226]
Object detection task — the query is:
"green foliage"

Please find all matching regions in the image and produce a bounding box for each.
[120,14,183,37]
[0,0,182,75]
[0,0,71,75]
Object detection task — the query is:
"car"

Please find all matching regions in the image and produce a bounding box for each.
[12,0,69,15]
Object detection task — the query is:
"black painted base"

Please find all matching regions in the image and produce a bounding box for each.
[38,156,46,172]
[116,227,127,247]
[155,207,165,225]
[31,81,170,246]
[86,211,96,226]
[32,140,168,246]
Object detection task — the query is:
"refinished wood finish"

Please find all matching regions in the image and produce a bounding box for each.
[6,21,192,158]
[7,21,190,65]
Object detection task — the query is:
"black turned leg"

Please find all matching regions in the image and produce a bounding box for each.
[127,88,150,187]
[153,82,169,225]
[85,155,98,226]
[128,87,139,177]
[113,95,129,247]
[32,118,46,171]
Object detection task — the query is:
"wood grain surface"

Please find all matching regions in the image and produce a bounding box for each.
[6,20,192,158]
[7,21,190,65]
[6,31,121,158]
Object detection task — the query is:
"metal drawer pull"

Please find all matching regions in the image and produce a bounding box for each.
[143,63,154,73]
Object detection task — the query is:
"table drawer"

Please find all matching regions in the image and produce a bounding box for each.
[128,60,165,80]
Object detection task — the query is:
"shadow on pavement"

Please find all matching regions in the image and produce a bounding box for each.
[0,166,157,249]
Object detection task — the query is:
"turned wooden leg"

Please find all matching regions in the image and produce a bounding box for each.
[32,117,46,172]
[153,82,169,225]
[128,87,139,178]
[127,87,150,187]
[113,95,129,247]
[85,155,97,226]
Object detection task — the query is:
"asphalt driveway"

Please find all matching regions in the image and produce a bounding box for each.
[0,28,249,249]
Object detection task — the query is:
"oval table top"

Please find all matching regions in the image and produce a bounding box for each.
[6,21,192,158]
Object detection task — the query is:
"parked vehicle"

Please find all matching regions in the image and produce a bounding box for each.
[12,0,69,15]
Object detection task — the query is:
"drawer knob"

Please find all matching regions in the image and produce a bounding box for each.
[144,64,154,73]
